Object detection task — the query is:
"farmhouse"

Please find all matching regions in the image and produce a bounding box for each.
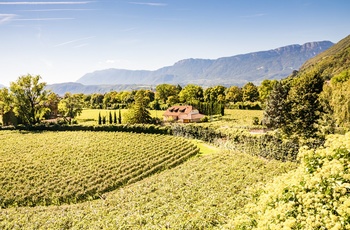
[163,105,205,123]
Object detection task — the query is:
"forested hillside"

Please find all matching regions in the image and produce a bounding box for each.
[264,34,350,137]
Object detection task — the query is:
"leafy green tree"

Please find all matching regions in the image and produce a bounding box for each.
[263,80,291,130]
[225,86,242,103]
[286,70,324,138]
[125,90,152,124]
[10,74,49,125]
[242,82,259,102]
[103,91,120,109]
[319,71,350,130]
[179,84,203,104]
[204,85,226,103]
[90,93,104,109]
[58,93,84,119]
[258,79,278,103]
[0,88,13,116]
[0,88,15,126]
[155,84,178,104]
[119,91,134,106]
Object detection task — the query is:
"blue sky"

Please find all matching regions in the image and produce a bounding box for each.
[0,0,349,86]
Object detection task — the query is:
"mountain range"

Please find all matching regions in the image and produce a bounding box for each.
[77,41,333,86]
[46,40,334,95]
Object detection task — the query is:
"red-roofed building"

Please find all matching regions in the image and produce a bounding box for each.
[163,105,205,123]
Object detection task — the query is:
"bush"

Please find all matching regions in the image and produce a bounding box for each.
[232,132,350,229]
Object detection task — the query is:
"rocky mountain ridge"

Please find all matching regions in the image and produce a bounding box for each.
[77,41,333,87]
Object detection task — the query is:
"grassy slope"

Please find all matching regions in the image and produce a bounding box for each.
[0,147,296,229]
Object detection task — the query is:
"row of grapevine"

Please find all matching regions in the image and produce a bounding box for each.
[0,131,199,208]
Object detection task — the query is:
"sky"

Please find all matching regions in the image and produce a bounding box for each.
[0,0,349,86]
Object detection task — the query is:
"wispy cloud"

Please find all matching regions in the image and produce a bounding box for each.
[54,36,95,47]
[19,8,96,12]
[0,14,17,24]
[129,2,167,6]
[0,1,92,5]
[14,17,74,21]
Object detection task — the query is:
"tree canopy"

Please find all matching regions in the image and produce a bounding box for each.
[9,75,49,125]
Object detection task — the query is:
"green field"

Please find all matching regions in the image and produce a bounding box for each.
[0,131,198,208]
[76,109,263,128]
[0,132,296,229]
[76,109,164,125]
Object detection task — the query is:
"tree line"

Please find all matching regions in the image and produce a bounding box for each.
[0,74,278,126]
[263,69,350,139]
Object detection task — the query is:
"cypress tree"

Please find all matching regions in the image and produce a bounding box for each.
[118,109,122,124]
[114,111,117,124]
[109,111,113,124]
[98,112,102,125]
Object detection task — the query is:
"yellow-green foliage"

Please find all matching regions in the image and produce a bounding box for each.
[0,131,198,208]
[196,109,263,135]
[76,109,164,125]
[0,148,295,229]
[231,132,350,229]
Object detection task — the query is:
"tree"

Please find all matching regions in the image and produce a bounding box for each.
[118,108,122,124]
[0,88,13,116]
[113,111,117,124]
[109,111,113,124]
[258,79,278,103]
[125,90,152,124]
[98,112,102,125]
[286,70,324,137]
[10,74,49,125]
[0,88,15,126]
[90,93,104,109]
[204,85,226,103]
[45,92,60,119]
[263,80,291,130]
[58,93,84,121]
[225,86,242,103]
[179,84,203,104]
[155,84,178,104]
[103,91,120,109]
[242,82,259,102]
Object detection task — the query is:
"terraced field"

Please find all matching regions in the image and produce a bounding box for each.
[0,131,199,208]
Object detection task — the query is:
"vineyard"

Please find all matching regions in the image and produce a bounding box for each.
[0,146,295,229]
[0,131,199,208]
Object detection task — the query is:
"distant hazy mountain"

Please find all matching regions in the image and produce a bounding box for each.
[45,82,153,96]
[0,84,5,88]
[77,41,334,86]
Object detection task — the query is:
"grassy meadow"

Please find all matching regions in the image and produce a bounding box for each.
[76,108,263,128]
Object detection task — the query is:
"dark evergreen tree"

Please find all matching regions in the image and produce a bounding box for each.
[118,108,122,124]
[113,111,117,124]
[109,111,113,124]
[98,112,102,125]
[263,81,291,130]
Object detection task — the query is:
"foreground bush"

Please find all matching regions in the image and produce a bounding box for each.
[231,132,350,229]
